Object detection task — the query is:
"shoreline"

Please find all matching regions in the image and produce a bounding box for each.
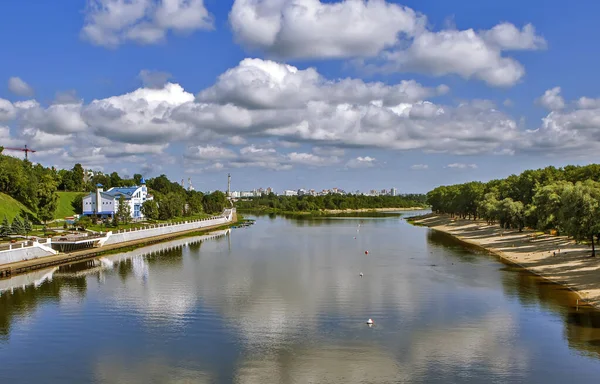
[409,213,600,309]
[1,214,242,278]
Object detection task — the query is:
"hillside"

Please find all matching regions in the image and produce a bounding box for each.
[55,192,83,219]
[0,193,36,222]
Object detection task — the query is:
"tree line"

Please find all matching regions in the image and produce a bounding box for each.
[0,147,229,228]
[235,193,427,212]
[426,164,600,256]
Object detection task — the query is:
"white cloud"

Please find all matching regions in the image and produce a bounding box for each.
[0,99,16,121]
[138,69,172,88]
[410,164,428,170]
[225,135,247,145]
[17,102,88,135]
[185,145,237,161]
[197,58,446,109]
[84,82,195,143]
[373,27,530,87]
[81,0,213,48]
[503,99,513,107]
[229,0,422,60]
[576,97,600,109]
[230,1,543,87]
[287,152,340,167]
[446,163,477,169]
[53,90,82,105]
[481,23,546,50]
[8,77,34,97]
[346,156,376,168]
[536,87,565,111]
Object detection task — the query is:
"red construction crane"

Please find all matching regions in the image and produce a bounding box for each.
[3,145,36,160]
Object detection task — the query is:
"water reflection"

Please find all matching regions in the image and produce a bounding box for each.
[427,227,600,363]
[3,217,600,382]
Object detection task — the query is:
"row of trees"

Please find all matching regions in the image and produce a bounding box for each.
[0,216,33,237]
[236,193,426,212]
[426,164,600,256]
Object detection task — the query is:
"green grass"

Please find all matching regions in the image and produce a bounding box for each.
[0,192,36,222]
[55,192,83,220]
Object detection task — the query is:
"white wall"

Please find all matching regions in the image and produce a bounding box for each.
[0,241,57,266]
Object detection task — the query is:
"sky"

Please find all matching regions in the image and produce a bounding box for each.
[1,0,600,194]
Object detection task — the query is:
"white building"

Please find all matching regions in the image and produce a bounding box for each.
[82,177,153,219]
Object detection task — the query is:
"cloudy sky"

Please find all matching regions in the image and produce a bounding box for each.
[1,0,599,193]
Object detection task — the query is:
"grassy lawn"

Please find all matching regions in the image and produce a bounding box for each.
[0,192,36,221]
[55,191,83,220]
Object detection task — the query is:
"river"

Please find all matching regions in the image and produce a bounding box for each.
[2,211,600,383]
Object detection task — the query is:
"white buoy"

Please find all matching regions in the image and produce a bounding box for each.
[367,318,374,325]
[359,272,363,277]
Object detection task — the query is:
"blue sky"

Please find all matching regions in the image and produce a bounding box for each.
[1,0,600,194]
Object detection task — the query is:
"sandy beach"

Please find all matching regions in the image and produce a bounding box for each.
[410,213,600,308]
[324,207,425,214]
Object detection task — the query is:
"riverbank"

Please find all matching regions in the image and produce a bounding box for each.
[409,213,600,308]
[0,212,241,278]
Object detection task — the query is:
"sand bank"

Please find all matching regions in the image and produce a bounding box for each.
[410,213,600,308]
[324,207,426,214]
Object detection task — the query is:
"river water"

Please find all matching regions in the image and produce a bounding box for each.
[2,211,600,383]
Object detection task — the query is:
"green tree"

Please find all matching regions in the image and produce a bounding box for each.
[141,200,159,220]
[23,216,32,238]
[117,195,131,224]
[71,163,85,191]
[77,215,92,230]
[36,174,59,225]
[110,172,122,188]
[133,174,143,185]
[11,217,25,235]
[559,181,600,256]
[71,193,86,214]
[0,216,10,237]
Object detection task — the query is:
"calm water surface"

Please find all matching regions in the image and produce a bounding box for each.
[2,211,600,383]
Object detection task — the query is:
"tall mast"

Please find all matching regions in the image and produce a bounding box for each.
[227,173,231,198]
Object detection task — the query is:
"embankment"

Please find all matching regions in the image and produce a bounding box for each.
[410,213,600,308]
[0,209,238,278]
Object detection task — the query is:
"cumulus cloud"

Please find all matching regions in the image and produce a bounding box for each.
[139,69,173,88]
[81,0,213,48]
[520,92,600,155]
[410,164,428,170]
[197,58,446,109]
[230,1,544,87]
[229,0,422,60]
[536,87,565,111]
[0,99,16,121]
[185,145,238,161]
[8,77,34,97]
[446,163,477,169]
[346,156,376,168]
[84,82,195,143]
[53,90,82,105]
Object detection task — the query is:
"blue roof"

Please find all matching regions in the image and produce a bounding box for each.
[96,183,103,187]
[140,177,146,184]
[104,187,139,197]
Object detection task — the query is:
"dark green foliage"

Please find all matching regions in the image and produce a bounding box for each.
[11,217,25,235]
[141,200,159,220]
[23,216,32,235]
[71,193,86,214]
[0,216,10,237]
[427,165,600,255]
[235,193,426,213]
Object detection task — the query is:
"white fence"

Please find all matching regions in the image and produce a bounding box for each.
[101,209,234,246]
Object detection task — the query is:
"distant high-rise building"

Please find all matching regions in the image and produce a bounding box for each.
[391,187,397,196]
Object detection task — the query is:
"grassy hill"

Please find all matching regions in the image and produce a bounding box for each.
[0,193,36,222]
[55,191,83,219]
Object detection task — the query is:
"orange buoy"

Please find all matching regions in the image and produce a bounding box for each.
[365,251,369,255]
